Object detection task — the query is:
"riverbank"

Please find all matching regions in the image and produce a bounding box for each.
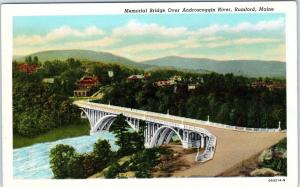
[13,119,90,149]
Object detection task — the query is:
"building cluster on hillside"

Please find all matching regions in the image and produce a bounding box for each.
[251,81,285,90]
[73,75,100,97]
[153,75,182,87]
[153,75,200,90]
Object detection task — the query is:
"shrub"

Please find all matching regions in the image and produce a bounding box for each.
[17,114,39,137]
[50,144,76,179]
[93,139,114,171]
[104,163,122,178]
[67,154,85,178]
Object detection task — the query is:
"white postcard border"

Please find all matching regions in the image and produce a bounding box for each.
[1,1,298,187]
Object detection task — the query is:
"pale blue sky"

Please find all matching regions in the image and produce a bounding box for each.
[13,14,285,61]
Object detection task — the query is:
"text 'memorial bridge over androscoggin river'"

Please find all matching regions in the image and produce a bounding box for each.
[74,100,283,163]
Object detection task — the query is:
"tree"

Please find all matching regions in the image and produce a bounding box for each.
[33,56,39,64]
[109,114,129,156]
[104,162,122,178]
[93,139,113,170]
[25,56,32,64]
[67,154,85,178]
[50,144,76,179]
[67,58,81,69]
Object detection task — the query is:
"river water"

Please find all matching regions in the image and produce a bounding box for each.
[13,132,117,179]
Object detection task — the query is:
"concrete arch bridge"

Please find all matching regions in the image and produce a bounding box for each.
[74,100,283,163]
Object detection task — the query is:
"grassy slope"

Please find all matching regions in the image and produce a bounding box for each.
[13,119,90,149]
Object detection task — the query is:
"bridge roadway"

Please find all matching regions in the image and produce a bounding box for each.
[75,100,286,176]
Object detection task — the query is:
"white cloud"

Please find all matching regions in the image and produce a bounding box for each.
[62,36,120,49]
[191,17,285,36]
[14,26,105,46]
[178,36,281,49]
[112,42,178,54]
[13,18,285,61]
[112,20,187,37]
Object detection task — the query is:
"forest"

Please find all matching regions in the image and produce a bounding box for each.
[13,56,286,139]
[99,71,286,129]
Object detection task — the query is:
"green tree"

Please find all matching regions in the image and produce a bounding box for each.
[67,154,85,178]
[25,56,32,63]
[33,56,39,64]
[104,162,122,179]
[93,139,113,170]
[49,144,76,179]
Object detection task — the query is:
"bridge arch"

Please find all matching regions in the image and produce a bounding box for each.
[91,114,137,134]
[149,126,183,148]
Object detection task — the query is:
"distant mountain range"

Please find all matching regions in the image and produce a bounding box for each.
[14,49,286,78]
[142,56,286,78]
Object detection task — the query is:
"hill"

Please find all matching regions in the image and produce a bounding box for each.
[15,50,286,77]
[142,56,286,78]
[15,49,137,66]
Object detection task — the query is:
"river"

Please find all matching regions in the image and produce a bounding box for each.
[13,132,117,179]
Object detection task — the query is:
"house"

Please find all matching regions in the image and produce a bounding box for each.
[168,75,182,84]
[74,89,90,97]
[77,76,100,89]
[127,74,145,81]
[127,73,150,81]
[169,75,182,82]
[251,81,285,90]
[17,63,39,74]
[42,78,55,84]
[266,83,286,90]
[74,75,100,97]
[154,80,175,87]
[188,84,196,90]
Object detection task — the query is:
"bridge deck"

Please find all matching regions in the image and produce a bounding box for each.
[74,100,280,135]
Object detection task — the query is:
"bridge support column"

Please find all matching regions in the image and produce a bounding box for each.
[182,130,192,148]
[201,135,205,148]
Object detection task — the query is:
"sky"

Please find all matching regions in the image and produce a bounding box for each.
[13,14,285,62]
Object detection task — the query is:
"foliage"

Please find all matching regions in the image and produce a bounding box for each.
[49,139,115,179]
[104,162,122,178]
[109,114,145,157]
[275,138,287,150]
[127,148,160,178]
[93,139,114,170]
[100,72,286,129]
[67,154,85,178]
[49,144,76,179]
[13,59,82,137]
[13,119,89,149]
[259,157,287,176]
[259,138,287,176]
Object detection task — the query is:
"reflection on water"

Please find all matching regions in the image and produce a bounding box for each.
[13,131,117,179]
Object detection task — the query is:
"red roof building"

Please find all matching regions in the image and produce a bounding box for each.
[77,76,100,89]
[154,80,175,87]
[74,75,100,97]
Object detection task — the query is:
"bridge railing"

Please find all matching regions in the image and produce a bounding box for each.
[75,100,280,133]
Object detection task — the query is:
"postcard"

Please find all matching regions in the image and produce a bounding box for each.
[1,1,298,187]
